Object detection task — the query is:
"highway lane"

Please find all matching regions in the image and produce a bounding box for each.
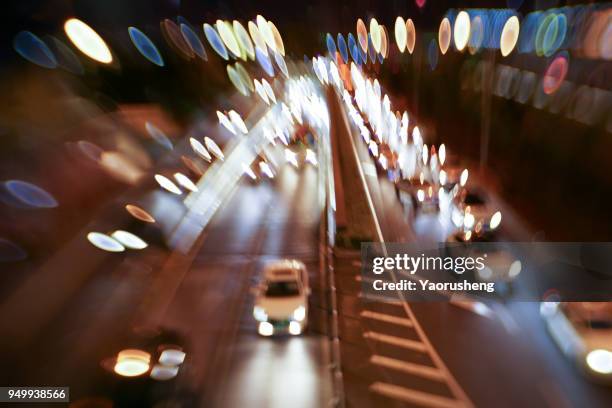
[337,91,612,407]
[156,152,332,408]
[0,145,332,407]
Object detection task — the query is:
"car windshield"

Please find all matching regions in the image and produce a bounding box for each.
[265,280,300,297]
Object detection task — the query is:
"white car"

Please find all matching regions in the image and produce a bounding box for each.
[253,259,310,336]
[541,302,612,382]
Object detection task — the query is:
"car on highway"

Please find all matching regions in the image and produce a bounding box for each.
[395,173,439,215]
[450,186,502,233]
[252,259,310,336]
[445,230,522,297]
[541,302,612,382]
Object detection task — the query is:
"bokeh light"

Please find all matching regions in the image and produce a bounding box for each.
[406,19,416,54]
[87,232,125,252]
[125,204,155,223]
[64,18,113,64]
[217,20,241,58]
[395,17,407,53]
[128,27,164,66]
[543,52,569,95]
[233,21,255,60]
[500,16,520,57]
[438,17,451,55]
[13,31,57,69]
[357,19,368,52]
[203,23,229,60]
[111,230,148,250]
[454,11,471,52]
[3,180,58,209]
[180,23,207,60]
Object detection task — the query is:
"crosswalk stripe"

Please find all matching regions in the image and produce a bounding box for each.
[370,382,465,408]
[363,331,427,352]
[370,355,445,381]
[360,310,413,327]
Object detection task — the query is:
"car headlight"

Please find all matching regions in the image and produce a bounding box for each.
[258,321,274,336]
[586,349,612,374]
[293,306,306,322]
[253,306,268,322]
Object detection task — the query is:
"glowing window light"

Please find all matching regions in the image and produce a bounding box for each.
[173,172,198,193]
[438,17,451,55]
[227,64,249,96]
[4,180,58,209]
[500,16,520,57]
[268,21,285,56]
[233,21,255,60]
[436,144,446,167]
[406,19,416,54]
[256,15,276,52]
[13,31,57,69]
[64,18,112,63]
[229,110,248,134]
[337,34,349,63]
[395,17,407,52]
[262,79,276,103]
[356,18,368,52]
[248,21,267,56]
[216,20,241,58]
[114,349,150,377]
[150,364,179,381]
[128,27,164,66]
[370,18,382,53]
[255,47,274,76]
[203,23,228,60]
[180,24,207,60]
[204,137,224,161]
[216,111,236,135]
[111,230,148,250]
[154,174,182,195]
[87,232,125,252]
[125,204,155,223]
[190,137,212,161]
[454,11,471,52]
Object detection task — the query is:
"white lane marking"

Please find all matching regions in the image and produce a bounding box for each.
[370,355,445,382]
[370,382,465,408]
[362,162,377,177]
[340,95,474,407]
[360,310,414,327]
[339,101,385,245]
[364,331,427,352]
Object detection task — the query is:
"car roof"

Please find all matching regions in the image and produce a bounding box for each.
[264,259,305,280]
